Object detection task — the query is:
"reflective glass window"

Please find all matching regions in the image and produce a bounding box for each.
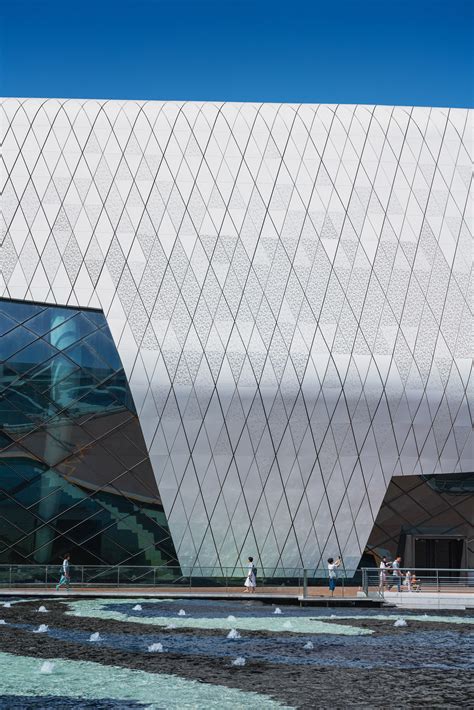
[0,312,18,337]
[1,327,37,360]
[0,298,178,568]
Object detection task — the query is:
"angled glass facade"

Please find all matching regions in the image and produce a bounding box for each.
[0,298,178,567]
[365,473,474,569]
[0,98,472,574]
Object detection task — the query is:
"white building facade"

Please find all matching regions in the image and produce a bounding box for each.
[1,99,472,573]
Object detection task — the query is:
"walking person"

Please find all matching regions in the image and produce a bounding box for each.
[390,555,403,592]
[327,557,341,597]
[244,556,257,593]
[56,553,71,591]
[379,556,388,591]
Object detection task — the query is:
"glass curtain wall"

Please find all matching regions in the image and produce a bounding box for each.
[0,298,179,570]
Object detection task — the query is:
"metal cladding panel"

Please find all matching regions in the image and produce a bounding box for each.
[1,99,472,572]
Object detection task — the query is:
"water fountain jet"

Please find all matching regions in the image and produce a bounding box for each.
[232,657,246,666]
[33,624,48,633]
[40,661,55,674]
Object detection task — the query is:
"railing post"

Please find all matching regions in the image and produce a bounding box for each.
[436,569,439,593]
[45,566,48,588]
[81,566,84,586]
[117,566,120,589]
[9,566,12,588]
[303,568,308,599]
[153,567,156,588]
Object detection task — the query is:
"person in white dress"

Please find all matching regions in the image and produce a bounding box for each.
[244,556,257,593]
[379,556,388,590]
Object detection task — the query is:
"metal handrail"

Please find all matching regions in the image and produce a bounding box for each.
[360,567,474,599]
[0,564,358,591]
[0,565,472,595]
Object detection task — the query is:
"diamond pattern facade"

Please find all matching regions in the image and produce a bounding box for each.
[1,99,472,573]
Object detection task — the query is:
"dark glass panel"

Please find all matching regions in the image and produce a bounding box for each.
[62,511,111,546]
[0,458,44,492]
[21,486,65,516]
[110,460,160,502]
[0,512,26,546]
[0,431,12,449]
[0,390,38,428]
[6,339,57,375]
[1,327,37,360]
[16,428,73,467]
[49,312,97,350]
[25,307,77,337]
[0,298,179,569]
[0,300,43,323]
[26,489,102,526]
[29,353,79,393]
[113,417,150,456]
[0,311,18,336]
[82,310,107,327]
[0,362,22,389]
[0,458,46,488]
[100,428,147,469]
[54,442,128,487]
[2,384,60,424]
[0,496,39,534]
[92,371,136,411]
[424,473,474,494]
[82,329,123,371]
[43,368,86,412]
[64,341,110,375]
[41,414,95,453]
[88,523,138,556]
[61,374,135,420]
[79,408,135,440]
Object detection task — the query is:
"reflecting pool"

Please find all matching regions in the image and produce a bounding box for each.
[0,651,289,709]
[0,597,472,709]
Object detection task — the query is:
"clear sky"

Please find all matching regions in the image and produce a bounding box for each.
[1,0,472,108]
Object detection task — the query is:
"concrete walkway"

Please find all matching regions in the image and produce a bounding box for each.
[369,590,474,610]
[0,586,383,607]
[3,586,472,608]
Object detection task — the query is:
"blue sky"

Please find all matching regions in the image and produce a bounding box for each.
[1,0,472,107]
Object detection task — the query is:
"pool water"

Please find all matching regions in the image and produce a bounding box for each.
[1,598,473,709]
[0,650,289,710]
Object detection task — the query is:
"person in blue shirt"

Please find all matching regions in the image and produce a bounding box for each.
[56,553,71,591]
[389,556,403,592]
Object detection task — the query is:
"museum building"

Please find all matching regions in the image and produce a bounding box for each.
[1,99,472,575]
